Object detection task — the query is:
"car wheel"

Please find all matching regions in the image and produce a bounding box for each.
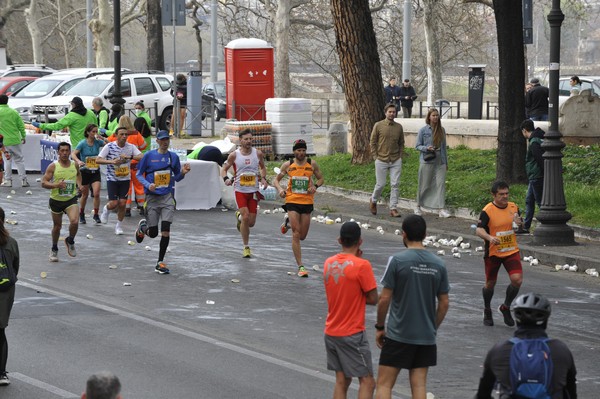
[160,107,173,131]
[214,107,220,122]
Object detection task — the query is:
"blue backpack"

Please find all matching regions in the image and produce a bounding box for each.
[509,337,553,399]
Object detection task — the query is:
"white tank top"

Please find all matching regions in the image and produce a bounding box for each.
[233,147,260,193]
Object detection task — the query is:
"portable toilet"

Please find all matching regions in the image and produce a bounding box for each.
[225,38,274,121]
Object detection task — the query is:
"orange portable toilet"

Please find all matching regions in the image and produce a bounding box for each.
[225,38,274,121]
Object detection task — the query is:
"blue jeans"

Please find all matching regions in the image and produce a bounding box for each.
[524,178,543,230]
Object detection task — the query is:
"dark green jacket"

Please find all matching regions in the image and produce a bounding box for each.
[525,128,544,180]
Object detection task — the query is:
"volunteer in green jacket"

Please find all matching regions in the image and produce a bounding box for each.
[134,100,152,128]
[32,97,97,147]
[92,97,110,130]
[0,94,28,188]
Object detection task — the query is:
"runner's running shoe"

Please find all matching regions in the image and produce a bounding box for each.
[155,262,170,274]
[136,219,147,243]
[297,265,309,278]
[498,304,515,327]
[280,215,289,234]
[115,224,124,235]
[93,214,101,224]
[49,249,59,262]
[483,308,494,326]
[79,213,86,224]
[100,205,109,223]
[242,247,252,258]
[64,238,77,257]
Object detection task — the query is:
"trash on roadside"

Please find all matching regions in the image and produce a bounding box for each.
[451,247,459,253]
[568,265,578,272]
[460,242,471,249]
[437,250,445,256]
[40,272,47,278]
[231,279,240,283]
[206,300,215,305]
[109,265,118,269]
[26,190,33,195]
[453,253,461,259]
[5,219,17,225]
[312,264,320,271]
[10,211,16,214]
[86,234,93,239]
[335,217,342,223]
[10,190,15,195]
[475,246,483,252]
[530,258,539,266]
[395,229,401,235]
[127,240,135,245]
[145,246,152,251]
[123,282,131,286]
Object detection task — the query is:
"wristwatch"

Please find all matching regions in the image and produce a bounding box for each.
[374,324,385,331]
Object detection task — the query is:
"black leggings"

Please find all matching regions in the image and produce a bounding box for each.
[0,328,7,373]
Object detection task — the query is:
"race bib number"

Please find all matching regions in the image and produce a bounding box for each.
[85,156,99,171]
[154,170,171,188]
[290,176,309,194]
[496,230,516,252]
[59,180,76,197]
[115,165,130,178]
[239,173,257,187]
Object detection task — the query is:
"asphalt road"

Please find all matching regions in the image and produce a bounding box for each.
[1,179,599,398]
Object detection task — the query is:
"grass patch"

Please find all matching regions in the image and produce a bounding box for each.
[266,144,600,228]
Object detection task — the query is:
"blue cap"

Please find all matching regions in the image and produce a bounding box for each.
[156,130,170,140]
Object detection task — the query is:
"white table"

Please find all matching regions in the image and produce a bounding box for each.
[174,159,221,210]
[24,133,47,172]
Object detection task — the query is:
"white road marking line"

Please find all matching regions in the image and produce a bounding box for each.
[10,372,79,398]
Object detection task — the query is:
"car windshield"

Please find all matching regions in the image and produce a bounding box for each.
[215,83,226,98]
[12,79,61,98]
[64,79,112,97]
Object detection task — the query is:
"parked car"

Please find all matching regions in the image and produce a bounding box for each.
[202,81,226,121]
[558,75,600,106]
[0,64,56,77]
[8,68,121,121]
[0,76,37,96]
[30,71,175,130]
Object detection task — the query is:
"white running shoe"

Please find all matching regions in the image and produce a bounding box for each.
[439,209,451,218]
[100,205,109,223]
[115,223,124,235]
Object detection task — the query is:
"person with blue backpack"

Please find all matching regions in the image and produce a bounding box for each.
[475,292,577,398]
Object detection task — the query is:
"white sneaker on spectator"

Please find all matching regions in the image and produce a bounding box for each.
[439,209,451,218]
[414,206,423,216]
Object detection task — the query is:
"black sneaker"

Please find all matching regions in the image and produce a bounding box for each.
[93,214,101,224]
[515,228,530,235]
[79,213,86,224]
[498,304,515,327]
[483,308,494,326]
[136,219,147,243]
[125,209,132,217]
[0,372,10,386]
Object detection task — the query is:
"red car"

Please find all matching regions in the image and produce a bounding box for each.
[0,76,38,96]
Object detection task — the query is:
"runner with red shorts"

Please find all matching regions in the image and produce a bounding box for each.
[221,129,268,258]
[476,181,524,327]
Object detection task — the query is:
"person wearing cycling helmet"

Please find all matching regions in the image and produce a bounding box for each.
[475,292,577,398]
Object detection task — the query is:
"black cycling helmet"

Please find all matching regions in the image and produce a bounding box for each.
[511,292,551,326]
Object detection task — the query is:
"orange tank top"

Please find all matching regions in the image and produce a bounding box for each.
[285,161,314,205]
[483,201,520,258]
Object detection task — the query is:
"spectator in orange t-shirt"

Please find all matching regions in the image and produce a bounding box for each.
[323,221,378,399]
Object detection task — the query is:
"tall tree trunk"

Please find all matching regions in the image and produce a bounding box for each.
[493,0,527,183]
[90,0,113,67]
[147,0,164,71]
[422,0,443,106]
[330,0,384,164]
[25,0,43,65]
[56,0,70,68]
[274,0,291,97]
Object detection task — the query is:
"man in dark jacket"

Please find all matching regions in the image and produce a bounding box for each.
[475,292,577,399]
[398,79,417,118]
[384,77,401,115]
[520,119,545,234]
[525,78,549,121]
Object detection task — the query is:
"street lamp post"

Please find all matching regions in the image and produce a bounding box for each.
[110,0,125,108]
[533,0,575,246]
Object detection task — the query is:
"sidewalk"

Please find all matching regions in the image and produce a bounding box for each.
[169,136,600,278]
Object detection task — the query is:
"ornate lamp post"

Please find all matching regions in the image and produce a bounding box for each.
[533,0,575,246]
[110,0,125,108]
